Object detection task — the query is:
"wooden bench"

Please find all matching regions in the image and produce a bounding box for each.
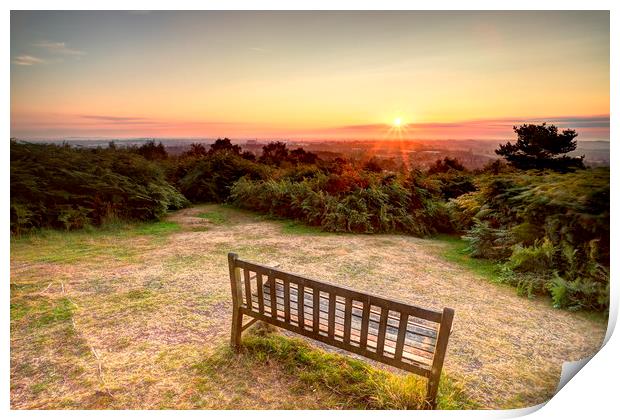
[228,253,454,409]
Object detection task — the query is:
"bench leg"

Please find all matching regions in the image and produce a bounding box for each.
[425,376,439,409]
[228,253,244,351]
[231,307,243,350]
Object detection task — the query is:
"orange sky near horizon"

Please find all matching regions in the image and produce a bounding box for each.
[10,11,610,141]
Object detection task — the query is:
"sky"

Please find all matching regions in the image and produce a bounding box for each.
[10,11,610,141]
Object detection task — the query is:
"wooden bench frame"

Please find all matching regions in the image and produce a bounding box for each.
[228,253,454,409]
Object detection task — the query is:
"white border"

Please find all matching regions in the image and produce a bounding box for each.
[3,2,617,419]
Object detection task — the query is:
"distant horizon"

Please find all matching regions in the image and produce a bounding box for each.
[10,113,611,142]
[13,135,610,146]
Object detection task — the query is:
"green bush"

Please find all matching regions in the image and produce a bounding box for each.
[461,221,512,260]
[548,239,609,310]
[176,151,269,203]
[230,170,452,236]
[430,172,476,199]
[10,141,188,233]
[426,158,476,200]
[452,168,609,311]
[505,238,555,273]
[499,239,556,298]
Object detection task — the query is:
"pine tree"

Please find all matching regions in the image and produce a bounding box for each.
[495,123,584,171]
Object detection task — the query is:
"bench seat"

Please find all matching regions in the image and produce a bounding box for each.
[255,279,438,371]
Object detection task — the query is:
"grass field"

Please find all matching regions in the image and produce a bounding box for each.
[10,204,607,409]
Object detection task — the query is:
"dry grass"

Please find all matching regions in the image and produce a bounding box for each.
[10,204,607,409]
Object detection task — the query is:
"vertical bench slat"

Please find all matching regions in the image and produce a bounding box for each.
[298,284,305,329]
[313,287,320,333]
[256,273,264,314]
[243,269,252,309]
[327,292,336,338]
[376,307,389,356]
[394,312,409,361]
[359,299,370,350]
[284,278,291,323]
[343,297,352,344]
[269,274,277,319]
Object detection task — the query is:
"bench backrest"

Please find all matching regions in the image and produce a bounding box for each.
[228,253,454,408]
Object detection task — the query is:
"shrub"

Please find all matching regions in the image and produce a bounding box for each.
[135,140,168,160]
[461,221,512,260]
[547,240,609,311]
[452,168,609,311]
[177,151,269,203]
[427,157,465,174]
[11,141,188,233]
[230,169,452,236]
[499,239,556,298]
[208,138,242,155]
[505,238,555,274]
[429,172,476,199]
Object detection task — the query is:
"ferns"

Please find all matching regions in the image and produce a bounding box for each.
[10,141,188,232]
[505,238,555,273]
[176,151,269,203]
[452,168,609,311]
[230,171,451,235]
[461,221,512,259]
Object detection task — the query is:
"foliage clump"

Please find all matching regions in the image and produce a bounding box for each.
[451,168,609,311]
[11,141,187,233]
[230,168,452,236]
[174,150,269,203]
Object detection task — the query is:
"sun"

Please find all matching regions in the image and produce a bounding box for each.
[393,117,403,127]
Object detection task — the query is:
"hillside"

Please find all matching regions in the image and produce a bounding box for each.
[10,205,606,409]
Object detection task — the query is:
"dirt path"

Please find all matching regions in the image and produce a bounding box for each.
[10,204,607,409]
